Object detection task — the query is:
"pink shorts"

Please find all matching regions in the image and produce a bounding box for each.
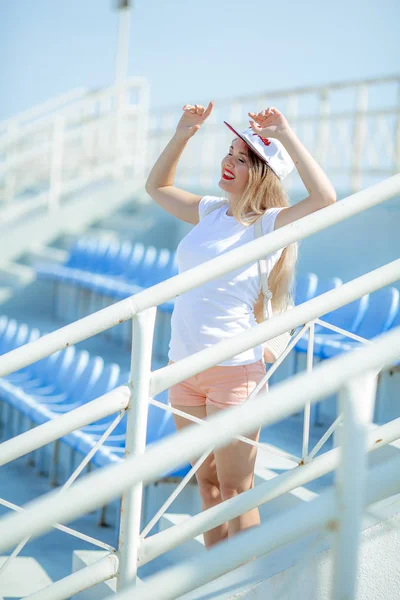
[168,359,268,408]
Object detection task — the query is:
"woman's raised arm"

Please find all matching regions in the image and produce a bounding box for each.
[145,102,214,224]
[248,107,337,229]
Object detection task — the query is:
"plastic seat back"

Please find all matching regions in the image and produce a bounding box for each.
[9,323,31,351]
[294,273,318,305]
[112,241,134,276]
[82,363,122,429]
[84,362,121,405]
[121,242,146,280]
[311,277,342,330]
[15,327,42,374]
[75,237,101,272]
[357,287,400,339]
[30,331,65,380]
[65,237,93,268]
[388,305,400,330]
[98,239,122,275]
[0,319,19,355]
[126,244,156,283]
[65,354,104,402]
[59,350,91,395]
[143,248,172,286]
[87,238,115,274]
[43,346,76,388]
[0,315,9,337]
[320,293,370,334]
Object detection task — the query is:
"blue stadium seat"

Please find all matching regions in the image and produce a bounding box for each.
[321,287,400,358]
[295,276,343,355]
[294,273,318,306]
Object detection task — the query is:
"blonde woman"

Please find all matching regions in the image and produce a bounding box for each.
[145,102,336,549]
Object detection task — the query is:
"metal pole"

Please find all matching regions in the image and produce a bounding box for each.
[332,370,378,599]
[114,1,132,178]
[115,1,131,87]
[302,321,315,462]
[48,115,65,215]
[117,306,157,591]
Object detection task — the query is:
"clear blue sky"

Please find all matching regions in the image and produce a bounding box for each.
[0,0,399,121]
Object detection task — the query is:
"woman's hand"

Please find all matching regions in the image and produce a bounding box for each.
[175,101,214,140]
[248,107,291,139]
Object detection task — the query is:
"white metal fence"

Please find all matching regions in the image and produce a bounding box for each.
[1,73,399,225]
[147,74,400,195]
[0,173,399,598]
[0,78,149,218]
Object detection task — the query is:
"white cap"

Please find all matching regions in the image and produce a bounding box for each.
[224,121,294,181]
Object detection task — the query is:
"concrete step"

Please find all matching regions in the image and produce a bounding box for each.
[71,549,172,599]
[158,513,205,564]
[253,444,318,520]
[0,179,140,263]
[0,556,53,597]
[0,260,36,287]
[0,286,14,304]
[23,245,69,267]
[174,491,400,600]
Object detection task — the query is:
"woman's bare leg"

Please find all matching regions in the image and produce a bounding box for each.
[206,403,261,538]
[171,404,229,548]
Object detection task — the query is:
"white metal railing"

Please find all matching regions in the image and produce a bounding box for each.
[2,73,399,228]
[0,327,399,600]
[0,174,399,598]
[0,87,89,134]
[0,77,149,216]
[147,73,400,195]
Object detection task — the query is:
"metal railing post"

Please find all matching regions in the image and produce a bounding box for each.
[351,83,368,193]
[332,370,379,599]
[48,115,65,215]
[301,321,315,462]
[113,82,127,180]
[117,306,157,591]
[395,78,400,173]
[4,120,18,204]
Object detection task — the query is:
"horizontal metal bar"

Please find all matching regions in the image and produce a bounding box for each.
[0,411,125,571]
[0,88,88,129]
[151,260,400,396]
[24,553,119,600]
[308,414,343,460]
[62,411,125,489]
[138,416,400,566]
[0,175,399,379]
[0,111,133,173]
[0,174,400,380]
[314,318,370,343]
[0,326,398,554]
[111,452,400,600]
[150,398,300,463]
[140,448,213,540]
[0,384,130,466]
[0,498,115,552]
[0,76,148,147]
[152,74,400,112]
[149,107,399,135]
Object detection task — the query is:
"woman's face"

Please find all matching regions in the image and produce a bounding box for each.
[218,137,250,198]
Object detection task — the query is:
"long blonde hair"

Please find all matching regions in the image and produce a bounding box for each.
[229,141,299,322]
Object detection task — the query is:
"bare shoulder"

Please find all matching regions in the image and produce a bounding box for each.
[274,195,336,230]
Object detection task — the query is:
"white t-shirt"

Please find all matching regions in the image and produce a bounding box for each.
[168,195,285,366]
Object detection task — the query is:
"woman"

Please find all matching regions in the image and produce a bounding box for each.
[145,102,336,548]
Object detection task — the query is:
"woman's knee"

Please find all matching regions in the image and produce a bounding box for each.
[196,475,222,504]
[219,478,254,501]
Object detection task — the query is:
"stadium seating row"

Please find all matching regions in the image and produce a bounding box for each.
[35,235,400,360]
[0,316,188,490]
